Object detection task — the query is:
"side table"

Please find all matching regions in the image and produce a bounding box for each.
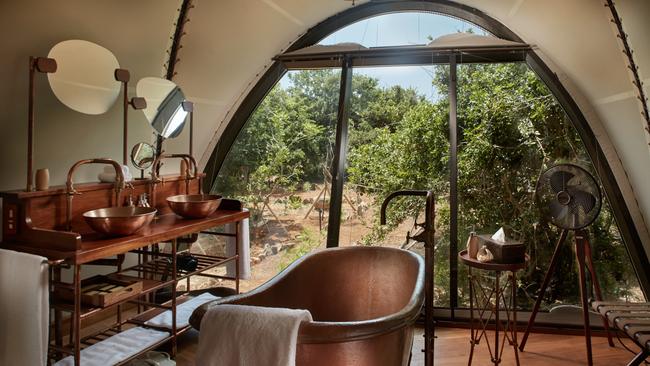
[459,250,528,366]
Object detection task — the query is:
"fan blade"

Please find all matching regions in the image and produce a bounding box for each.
[549,199,569,220]
[549,170,574,193]
[567,187,597,214]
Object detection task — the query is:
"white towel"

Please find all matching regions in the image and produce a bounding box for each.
[0,249,48,366]
[145,292,218,329]
[225,210,251,280]
[196,305,312,366]
[54,326,169,366]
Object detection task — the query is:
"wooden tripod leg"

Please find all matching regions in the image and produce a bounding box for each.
[576,236,594,366]
[581,232,615,347]
[519,229,568,351]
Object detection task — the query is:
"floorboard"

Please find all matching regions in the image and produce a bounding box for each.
[174,326,638,365]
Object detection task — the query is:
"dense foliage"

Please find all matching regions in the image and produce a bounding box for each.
[214,64,641,308]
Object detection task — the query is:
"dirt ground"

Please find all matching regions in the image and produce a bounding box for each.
[182,183,418,293]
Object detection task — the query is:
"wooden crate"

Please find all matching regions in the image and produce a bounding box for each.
[56,275,142,307]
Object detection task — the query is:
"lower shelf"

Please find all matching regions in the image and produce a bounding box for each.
[50,291,222,366]
[53,326,170,366]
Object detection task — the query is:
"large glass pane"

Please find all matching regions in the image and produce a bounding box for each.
[211,69,340,292]
[320,12,487,47]
[455,63,643,312]
[339,65,452,307]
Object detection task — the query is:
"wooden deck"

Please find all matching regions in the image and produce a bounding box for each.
[171,325,637,365]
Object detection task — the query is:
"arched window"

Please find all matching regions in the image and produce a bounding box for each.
[208,8,646,319]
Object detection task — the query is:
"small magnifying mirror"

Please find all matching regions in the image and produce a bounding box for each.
[131,142,155,179]
[136,77,189,139]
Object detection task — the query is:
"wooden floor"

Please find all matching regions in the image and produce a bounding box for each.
[174,326,637,365]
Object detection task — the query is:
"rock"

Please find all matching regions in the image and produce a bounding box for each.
[271,244,282,255]
[303,198,314,204]
[263,243,273,256]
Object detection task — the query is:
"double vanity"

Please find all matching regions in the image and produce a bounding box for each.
[1,39,249,365]
[2,171,248,365]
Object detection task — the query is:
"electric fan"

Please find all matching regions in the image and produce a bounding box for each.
[536,164,601,230]
[519,164,614,366]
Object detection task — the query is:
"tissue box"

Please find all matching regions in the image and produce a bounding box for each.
[477,234,525,264]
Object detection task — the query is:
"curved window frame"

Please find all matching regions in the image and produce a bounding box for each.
[204,0,649,302]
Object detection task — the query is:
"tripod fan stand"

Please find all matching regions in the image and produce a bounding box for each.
[519,164,613,366]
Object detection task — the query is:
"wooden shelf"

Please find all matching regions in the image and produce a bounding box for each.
[51,277,175,319]
[119,253,237,282]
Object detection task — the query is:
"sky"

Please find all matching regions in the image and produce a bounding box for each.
[279,12,487,102]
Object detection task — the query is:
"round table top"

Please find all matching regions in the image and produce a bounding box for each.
[458,249,528,271]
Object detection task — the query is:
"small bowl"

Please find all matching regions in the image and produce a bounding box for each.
[83,207,157,236]
[167,194,223,219]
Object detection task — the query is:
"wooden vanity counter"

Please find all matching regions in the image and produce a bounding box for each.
[1,208,249,264]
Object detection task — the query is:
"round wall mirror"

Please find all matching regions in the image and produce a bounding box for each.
[131,142,155,170]
[47,40,121,114]
[136,77,188,139]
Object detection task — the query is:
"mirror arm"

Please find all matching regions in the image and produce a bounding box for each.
[27,56,57,192]
[115,69,131,166]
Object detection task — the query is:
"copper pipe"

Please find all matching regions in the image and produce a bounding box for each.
[150,153,200,207]
[122,80,128,165]
[65,158,125,231]
[114,69,131,166]
[27,57,35,192]
[381,190,435,366]
[189,111,194,157]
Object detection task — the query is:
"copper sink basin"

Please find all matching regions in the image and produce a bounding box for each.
[83,207,157,236]
[167,194,222,219]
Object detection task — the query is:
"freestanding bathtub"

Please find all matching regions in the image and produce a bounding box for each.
[190,246,425,366]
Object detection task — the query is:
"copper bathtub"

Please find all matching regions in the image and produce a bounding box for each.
[190,246,425,366]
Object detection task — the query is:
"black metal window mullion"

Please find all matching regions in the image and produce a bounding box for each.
[449,55,459,315]
[326,57,354,248]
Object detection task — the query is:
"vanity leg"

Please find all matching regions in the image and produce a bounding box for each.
[73,264,81,366]
[171,239,178,358]
[53,267,63,351]
[235,221,240,294]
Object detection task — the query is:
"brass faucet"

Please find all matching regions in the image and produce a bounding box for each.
[149,154,200,208]
[66,158,125,231]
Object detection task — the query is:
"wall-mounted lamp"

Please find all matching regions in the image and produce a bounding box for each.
[27,57,57,191]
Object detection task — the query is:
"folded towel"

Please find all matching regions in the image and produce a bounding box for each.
[145,292,218,329]
[0,249,48,366]
[196,305,312,366]
[54,327,169,366]
[225,210,251,280]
